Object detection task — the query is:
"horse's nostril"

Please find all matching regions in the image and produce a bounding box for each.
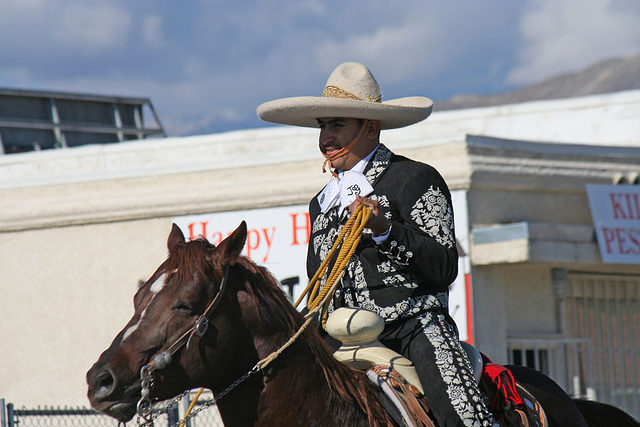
[93,369,116,400]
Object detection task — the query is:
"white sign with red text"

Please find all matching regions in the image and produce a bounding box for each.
[586,184,640,264]
[173,205,311,302]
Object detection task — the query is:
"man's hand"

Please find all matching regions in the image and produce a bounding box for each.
[350,195,391,235]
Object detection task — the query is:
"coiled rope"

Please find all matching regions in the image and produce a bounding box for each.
[257,204,370,370]
[294,204,371,324]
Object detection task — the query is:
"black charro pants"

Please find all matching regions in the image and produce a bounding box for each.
[378,315,493,427]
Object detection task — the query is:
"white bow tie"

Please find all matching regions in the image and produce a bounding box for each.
[317,170,374,213]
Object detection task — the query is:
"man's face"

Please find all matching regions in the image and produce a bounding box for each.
[317,117,371,172]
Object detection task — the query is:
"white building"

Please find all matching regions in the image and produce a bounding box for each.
[1,90,639,418]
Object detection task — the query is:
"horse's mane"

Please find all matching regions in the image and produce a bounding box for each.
[166,238,218,283]
[233,255,302,334]
[232,254,393,427]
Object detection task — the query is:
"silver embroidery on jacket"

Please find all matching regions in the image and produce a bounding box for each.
[410,185,455,249]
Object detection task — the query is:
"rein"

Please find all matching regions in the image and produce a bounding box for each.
[137,206,371,425]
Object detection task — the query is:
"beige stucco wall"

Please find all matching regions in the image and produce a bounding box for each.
[472,264,558,363]
[465,140,640,362]
[0,219,170,406]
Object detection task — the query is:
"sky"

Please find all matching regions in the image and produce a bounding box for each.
[1,0,639,137]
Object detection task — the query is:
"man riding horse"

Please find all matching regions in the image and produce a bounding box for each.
[257,62,493,426]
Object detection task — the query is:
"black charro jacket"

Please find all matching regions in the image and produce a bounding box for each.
[306,144,458,322]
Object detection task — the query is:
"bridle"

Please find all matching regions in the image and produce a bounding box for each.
[134,220,365,426]
[134,257,321,426]
[136,265,237,423]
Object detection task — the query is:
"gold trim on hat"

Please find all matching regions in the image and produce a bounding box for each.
[322,85,381,103]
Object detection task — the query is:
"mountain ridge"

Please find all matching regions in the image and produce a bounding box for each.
[436,55,640,111]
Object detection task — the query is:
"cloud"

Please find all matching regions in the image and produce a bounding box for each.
[314,21,442,83]
[508,0,640,85]
[52,4,131,54]
[0,0,131,56]
[0,1,524,135]
[141,15,168,50]
[2,0,637,137]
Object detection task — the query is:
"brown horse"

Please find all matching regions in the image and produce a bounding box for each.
[87,222,394,426]
[87,222,599,426]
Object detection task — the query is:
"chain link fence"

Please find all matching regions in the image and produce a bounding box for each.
[1,393,223,427]
[2,404,129,427]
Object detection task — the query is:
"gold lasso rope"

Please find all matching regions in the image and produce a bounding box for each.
[257,204,371,371]
[179,387,205,427]
[295,204,371,325]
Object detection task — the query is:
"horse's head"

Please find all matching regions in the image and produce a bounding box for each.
[86,222,249,422]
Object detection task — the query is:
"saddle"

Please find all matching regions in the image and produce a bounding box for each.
[326,308,547,427]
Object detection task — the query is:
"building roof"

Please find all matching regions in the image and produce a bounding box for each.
[1,90,638,232]
[0,88,165,155]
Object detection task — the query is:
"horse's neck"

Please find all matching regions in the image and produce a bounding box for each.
[217,277,387,426]
[215,329,332,426]
[215,374,264,427]
[239,299,344,421]
[241,345,343,425]
[235,275,312,364]
[226,273,383,425]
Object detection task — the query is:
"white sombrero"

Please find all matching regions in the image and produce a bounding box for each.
[257,62,433,130]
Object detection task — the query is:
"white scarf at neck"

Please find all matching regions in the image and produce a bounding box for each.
[317,147,377,213]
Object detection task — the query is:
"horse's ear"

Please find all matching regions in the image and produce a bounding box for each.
[168,223,185,252]
[217,221,247,259]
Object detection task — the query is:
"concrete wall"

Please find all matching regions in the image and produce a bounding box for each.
[0,219,170,405]
[0,141,465,407]
[473,265,558,363]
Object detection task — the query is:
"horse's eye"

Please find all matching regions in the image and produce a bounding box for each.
[173,302,195,314]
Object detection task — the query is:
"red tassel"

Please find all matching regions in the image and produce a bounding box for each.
[480,353,525,412]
